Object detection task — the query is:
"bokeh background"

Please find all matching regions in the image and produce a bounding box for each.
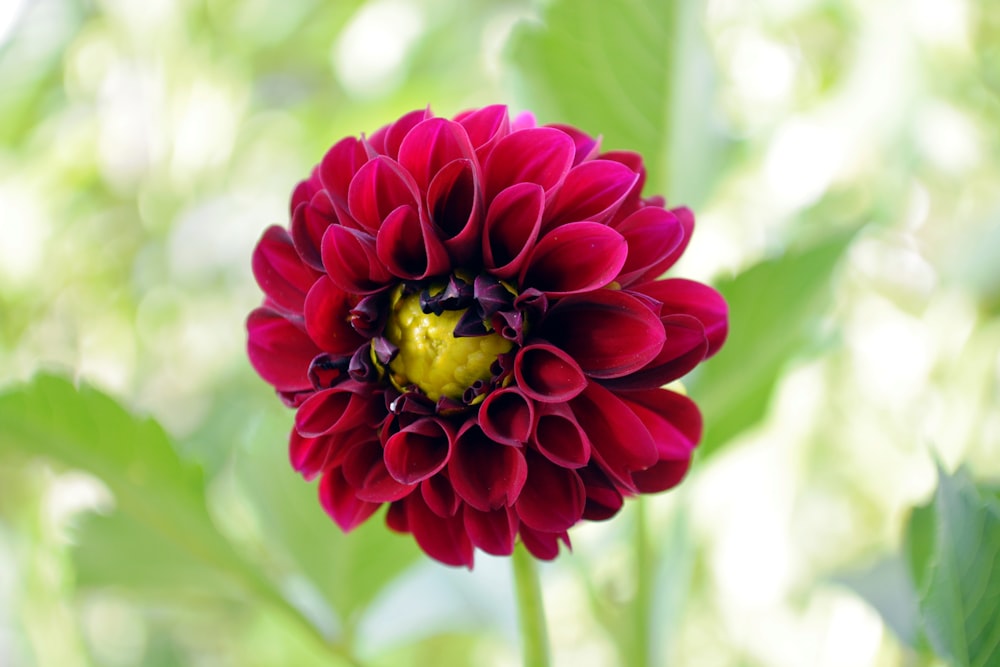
[2,0,999,665]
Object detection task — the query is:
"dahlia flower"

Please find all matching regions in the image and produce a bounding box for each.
[247,106,727,567]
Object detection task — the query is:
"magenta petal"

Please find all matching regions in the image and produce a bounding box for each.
[449,422,527,511]
[289,430,332,480]
[381,107,431,160]
[518,526,569,561]
[602,313,708,390]
[542,160,639,231]
[463,506,518,556]
[347,156,420,232]
[539,289,665,378]
[426,159,481,265]
[513,344,587,403]
[578,464,624,521]
[483,127,575,201]
[291,196,335,270]
[656,206,695,272]
[321,225,392,294]
[479,387,534,446]
[545,123,601,165]
[482,183,544,280]
[634,278,729,357]
[515,451,585,533]
[318,136,369,207]
[252,225,319,313]
[397,118,475,191]
[343,438,416,503]
[614,208,686,286]
[531,401,591,469]
[303,277,366,354]
[520,222,627,297]
[570,382,657,491]
[456,104,511,163]
[295,383,379,438]
[376,205,450,280]
[421,474,460,517]
[247,308,319,392]
[319,467,380,532]
[621,389,702,493]
[384,417,453,484]
[405,493,474,568]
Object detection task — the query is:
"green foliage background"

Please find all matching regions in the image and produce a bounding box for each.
[1,0,999,665]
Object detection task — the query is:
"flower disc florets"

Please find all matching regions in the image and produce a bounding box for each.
[247,105,729,567]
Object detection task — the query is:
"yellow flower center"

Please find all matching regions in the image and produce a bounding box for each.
[383,283,514,402]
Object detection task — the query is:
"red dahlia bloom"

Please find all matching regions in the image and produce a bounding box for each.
[247,106,728,567]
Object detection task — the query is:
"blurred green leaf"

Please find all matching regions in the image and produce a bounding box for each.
[692,231,854,456]
[506,0,730,203]
[903,500,936,595]
[919,465,1000,667]
[835,555,922,647]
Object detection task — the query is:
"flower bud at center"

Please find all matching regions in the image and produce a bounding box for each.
[384,282,513,402]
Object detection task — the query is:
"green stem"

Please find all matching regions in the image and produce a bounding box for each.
[512,543,551,667]
[633,498,653,667]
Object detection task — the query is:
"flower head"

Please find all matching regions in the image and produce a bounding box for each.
[247,106,728,567]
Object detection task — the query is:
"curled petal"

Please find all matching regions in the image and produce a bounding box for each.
[289,430,331,480]
[405,493,474,568]
[621,389,702,493]
[456,104,511,163]
[601,313,708,390]
[479,387,534,446]
[397,118,475,191]
[319,467,380,532]
[343,438,416,502]
[515,451,585,532]
[291,195,336,270]
[633,278,729,357]
[521,222,627,296]
[379,107,432,159]
[252,225,319,313]
[482,183,544,280]
[347,156,420,231]
[295,382,381,438]
[426,159,481,264]
[303,277,366,354]
[384,417,453,485]
[570,382,657,491]
[421,474,460,517]
[614,208,686,287]
[542,159,639,231]
[321,225,393,294]
[656,206,695,272]
[518,525,569,561]
[539,290,665,378]
[464,506,518,556]
[247,308,319,392]
[483,127,575,201]
[578,465,624,521]
[545,123,601,165]
[513,344,587,403]
[376,205,450,280]
[531,402,591,469]
[318,136,370,207]
[449,422,527,512]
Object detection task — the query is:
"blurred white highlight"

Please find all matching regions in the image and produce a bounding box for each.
[333,0,424,99]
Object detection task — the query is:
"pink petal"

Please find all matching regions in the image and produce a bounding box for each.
[455,104,511,163]
[614,208,686,287]
[383,417,454,484]
[600,313,708,390]
[656,206,695,272]
[621,389,702,493]
[421,474,460,517]
[570,382,657,491]
[289,430,331,480]
[538,289,665,378]
[294,383,381,438]
[426,158,482,265]
[545,123,601,165]
[482,183,545,280]
[531,402,591,469]
[479,387,535,446]
[318,467,380,532]
[247,307,319,392]
[520,222,627,297]
[321,225,392,294]
[318,136,369,208]
[405,493,474,568]
[252,225,319,313]
[375,205,451,280]
[518,526,569,561]
[515,450,586,533]
[397,118,475,191]
[347,156,420,232]
[303,276,366,354]
[578,465,624,521]
[449,422,528,512]
[542,160,639,231]
[513,343,587,403]
[291,194,337,270]
[463,506,518,556]
[483,127,575,202]
[634,278,729,357]
[343,438,416,503]
[381,107,432,160]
